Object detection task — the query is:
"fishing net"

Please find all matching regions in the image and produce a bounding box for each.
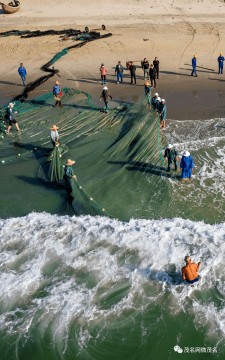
[0,87,166,219]
[0,28,168,219]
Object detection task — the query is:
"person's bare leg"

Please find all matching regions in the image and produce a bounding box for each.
[6,125,12,134]
[15,123,21,132]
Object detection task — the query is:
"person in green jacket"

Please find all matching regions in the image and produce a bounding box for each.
[164,144,178,172]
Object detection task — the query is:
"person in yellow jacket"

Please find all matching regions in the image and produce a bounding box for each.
[182,256,201,284]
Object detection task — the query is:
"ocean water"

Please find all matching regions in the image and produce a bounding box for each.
[0,213,225,359]
[1,92,225,359]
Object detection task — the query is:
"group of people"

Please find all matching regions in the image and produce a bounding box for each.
[99,57,160,86]
[150,92,167,128]
[164,143,194,181]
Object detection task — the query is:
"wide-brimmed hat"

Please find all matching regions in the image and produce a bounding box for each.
[167,144,173,149]
[183,150,190,157]
[103,86,108,90]
[66,159,75,165]
[8,102,15,108]
[156,97,161,101]
[55,80,60,84]
[161,99,166,103]
[145,80,150,86]
[154,92,159,97]
[50,124,59,130]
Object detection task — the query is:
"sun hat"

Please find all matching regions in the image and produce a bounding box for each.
[154,92,159,97]
[167,144,173,149]
[55,80,60,84]
[103,86,108,90]
[8,102,15,108]
[50,124,59,130]
[156,97,161,101]
[183,150,190,157]
[161,99,166,102]
[66,159,75,165]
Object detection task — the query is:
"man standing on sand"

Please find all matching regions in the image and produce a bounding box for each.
[129,62,136,85]
[182,256,201,284]
[153,57,160,79]
[149,64,157,87]
[115,61,124,84]
[100,63,107,84]
[142,58,150,80]
[180,150,194,181]
[191,54,198,77]
[218,52,225,74]
[18,63,27,87]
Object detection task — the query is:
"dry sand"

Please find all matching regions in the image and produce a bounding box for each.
[0,0,225,119]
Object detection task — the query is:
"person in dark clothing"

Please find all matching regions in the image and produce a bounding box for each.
[164,144,178,172]
[218,52,225,74]
[5,102,21,134]
[63,159,77,199]
[141,58,150,79]
[149,64,157,87]
[158,98,167,128]
[153,57,159,79]
[144,80,152,104]
[100,86,112,113]
[115,61,124,83]
[191,55,197,77]
[151,92,159,110]
[129,62,136,84]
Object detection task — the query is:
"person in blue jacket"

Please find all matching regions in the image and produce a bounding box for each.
[18,63,27,87]
[218,52,225,74]
[191,55,197,77]
[180,150,194,181]
[53,80,62,107]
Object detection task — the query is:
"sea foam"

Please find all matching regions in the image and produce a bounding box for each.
[0,212,225,348]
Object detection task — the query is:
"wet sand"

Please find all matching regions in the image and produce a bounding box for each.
[0,0,225,120]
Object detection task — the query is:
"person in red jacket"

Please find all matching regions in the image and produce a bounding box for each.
[182,256,201,284]
[100,63,107,85]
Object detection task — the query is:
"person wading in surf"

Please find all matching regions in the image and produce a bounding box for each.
[182,256,201,284]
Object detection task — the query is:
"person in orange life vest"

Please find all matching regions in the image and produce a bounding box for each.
[182,256,201,284]
[100,63,107,85]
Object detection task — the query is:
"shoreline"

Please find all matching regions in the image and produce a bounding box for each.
[0,1,225,120]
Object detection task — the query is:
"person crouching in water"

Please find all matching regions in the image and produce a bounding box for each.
[53,80,62,107]
[164,144,178,172]
[50,124,59,147]
[63,159,77,202]
[182,256,201,284]
[5,102,21,135]
[100,86,112,113]
[158,98,167,128]
[180,150,194,182]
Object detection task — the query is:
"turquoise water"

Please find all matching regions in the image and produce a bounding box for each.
[1,89,225,359]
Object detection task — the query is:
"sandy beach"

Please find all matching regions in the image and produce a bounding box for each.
[0,0,225,119]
